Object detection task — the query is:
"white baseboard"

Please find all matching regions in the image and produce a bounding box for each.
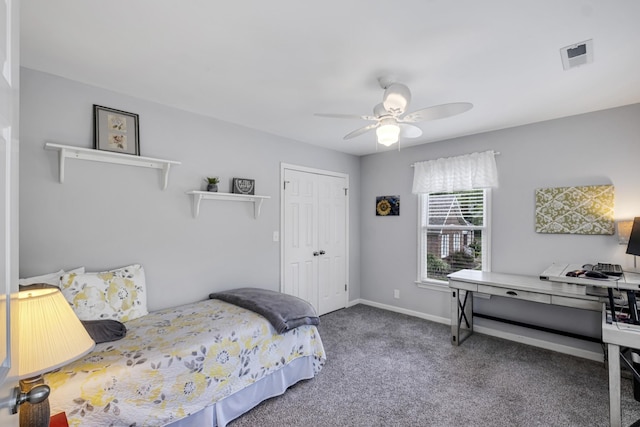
[349,299,603,363]
[350,298,450,325]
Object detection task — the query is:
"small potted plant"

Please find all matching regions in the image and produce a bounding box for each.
[205,176,220,192]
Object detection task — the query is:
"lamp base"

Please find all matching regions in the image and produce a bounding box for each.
[19,377,50,427]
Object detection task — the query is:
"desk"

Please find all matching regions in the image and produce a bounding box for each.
[448,270,604,346]
[602,308,640,427]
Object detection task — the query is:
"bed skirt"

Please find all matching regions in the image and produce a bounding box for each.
[166,355,316,427]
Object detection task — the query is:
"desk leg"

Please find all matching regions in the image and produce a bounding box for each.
[451,289,473,346]
[608,343,621,427]
[451,290,459,345]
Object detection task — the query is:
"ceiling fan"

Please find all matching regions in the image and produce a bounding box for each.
[315,77,473,147]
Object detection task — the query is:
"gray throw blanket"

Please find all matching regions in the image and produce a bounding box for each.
[209,288,319,334]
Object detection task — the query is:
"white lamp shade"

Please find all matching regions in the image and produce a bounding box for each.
[376,121,400,147]
[617,220,634,245]
[18,288,95,378]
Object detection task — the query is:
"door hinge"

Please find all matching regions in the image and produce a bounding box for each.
[284,180,290,190]
[345,284,347,291]
[344,188,348,196]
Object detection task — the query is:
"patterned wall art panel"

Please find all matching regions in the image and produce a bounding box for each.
[535,185,614,234]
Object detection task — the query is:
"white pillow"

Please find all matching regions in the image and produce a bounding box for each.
[19,267,85,287]
[60,264,148,322]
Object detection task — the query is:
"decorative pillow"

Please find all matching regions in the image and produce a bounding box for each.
[81,320,127,343]
[19,269,64,286]
[60,264,148,322]
[18,267,85,287]
[18,283,58,291]
[17,283,127,343]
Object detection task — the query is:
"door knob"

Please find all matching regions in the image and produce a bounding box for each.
[313,252,319,256]
[319,250,326,255]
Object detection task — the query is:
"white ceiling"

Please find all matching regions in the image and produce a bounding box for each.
[20,1,640,156]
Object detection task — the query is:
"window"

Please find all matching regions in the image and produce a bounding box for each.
[453,233,461,252]
[440,235,450,258]
[419,189,490,284]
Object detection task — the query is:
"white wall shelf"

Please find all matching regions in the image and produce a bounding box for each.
[186,191,270,219]
[44,142,181,190]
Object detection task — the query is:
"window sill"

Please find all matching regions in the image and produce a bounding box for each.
[414,280,450,292]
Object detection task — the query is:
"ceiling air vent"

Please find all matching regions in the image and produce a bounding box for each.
[560,39,593,70]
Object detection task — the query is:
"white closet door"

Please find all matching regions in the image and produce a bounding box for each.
[283,169,319,311]
[317,174,347,315]
[282,167,347,316]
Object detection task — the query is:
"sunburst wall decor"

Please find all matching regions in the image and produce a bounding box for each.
[376,195,400,216]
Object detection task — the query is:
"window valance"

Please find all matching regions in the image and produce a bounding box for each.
[411,150,499,194]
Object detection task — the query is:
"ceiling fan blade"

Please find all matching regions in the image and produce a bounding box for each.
[315,113,377,121]
[344,123,379,140]
[399,102,473,123]
[382,83,411,116]
[399,123,423,138]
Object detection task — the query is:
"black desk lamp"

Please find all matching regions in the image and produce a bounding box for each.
[626,217,640,272]
[624,217,640,402]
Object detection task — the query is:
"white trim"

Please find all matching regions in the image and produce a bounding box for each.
[417,189,491,282]
[279,163,350,311]
[346,300,603,362]
[414,281,450,292]
[484,188,492,272]
[280,163,348,178]
[350,299,450,325]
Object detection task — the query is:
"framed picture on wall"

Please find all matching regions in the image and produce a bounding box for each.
[93,105,140,156]
[376,195,400,216]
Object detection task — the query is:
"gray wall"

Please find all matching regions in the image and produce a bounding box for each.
[19,66,640,341]
[360,103,640,337]
[19,68,361,311]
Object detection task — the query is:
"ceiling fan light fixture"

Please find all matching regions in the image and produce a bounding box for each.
[376,119,400,146]
[316,80,472,148]
[382,83,411,115]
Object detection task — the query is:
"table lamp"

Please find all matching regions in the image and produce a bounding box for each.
[15,288,95,427]
[626,217,640,273]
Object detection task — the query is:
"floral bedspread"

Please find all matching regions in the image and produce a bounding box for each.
[46,299,326,426]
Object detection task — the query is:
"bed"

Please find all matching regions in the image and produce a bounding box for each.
[44,294,326,426]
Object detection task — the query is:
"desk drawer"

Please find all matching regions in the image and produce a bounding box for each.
[449,280,477,292]
[477,284,551,304]
[551,295,601,311]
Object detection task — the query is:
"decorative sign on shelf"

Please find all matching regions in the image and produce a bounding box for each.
[232,178,255,195]
[376,195,400,216]
[535,184,614,234]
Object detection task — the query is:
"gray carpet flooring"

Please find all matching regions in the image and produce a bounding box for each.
[230,304,640,426]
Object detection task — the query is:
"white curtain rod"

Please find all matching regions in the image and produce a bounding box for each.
[410,151,501,167]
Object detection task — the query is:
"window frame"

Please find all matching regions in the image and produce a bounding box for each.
[416,189,492,290]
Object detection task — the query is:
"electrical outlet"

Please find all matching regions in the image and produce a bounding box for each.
[394,289,400,299]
